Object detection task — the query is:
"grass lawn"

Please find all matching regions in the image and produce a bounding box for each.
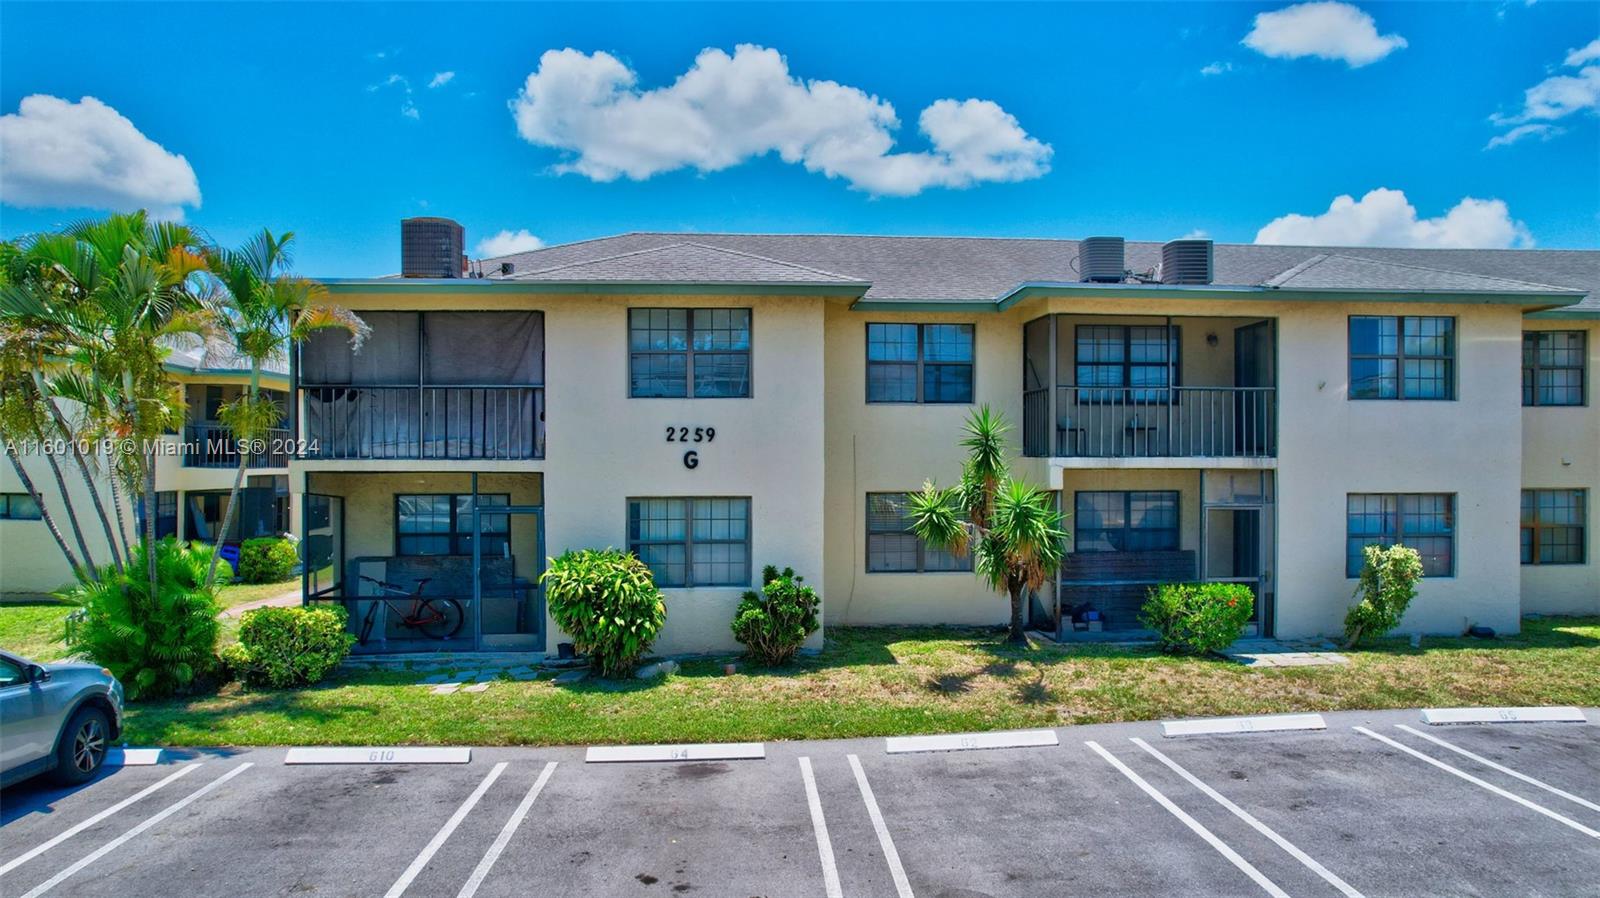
[0,577,299,662]
[122,617,1600,748]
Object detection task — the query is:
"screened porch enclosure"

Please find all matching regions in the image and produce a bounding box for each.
[1054,470,1275,638]
[297,311,545,460]
[1023,314,1277,459]
[302,471,545,654]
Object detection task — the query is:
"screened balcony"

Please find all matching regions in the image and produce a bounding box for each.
[1022,315,1277,459]
[180,385,289,468]
[296,311,545,460]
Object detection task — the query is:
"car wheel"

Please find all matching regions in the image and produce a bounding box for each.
[50,706,110,786]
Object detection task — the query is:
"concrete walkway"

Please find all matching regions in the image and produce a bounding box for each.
[217,588,300,620]
[1221,637,1351,668]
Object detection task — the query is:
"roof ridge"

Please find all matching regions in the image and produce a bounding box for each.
[1262,253,1331,288]
[673,240,862,281]
[1317,251,1575,291]
[513,242,701,277]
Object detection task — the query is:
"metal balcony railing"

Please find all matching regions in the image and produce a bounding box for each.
[1024,386,1275,458]
[182,424,290,468]
[297,385,545,460]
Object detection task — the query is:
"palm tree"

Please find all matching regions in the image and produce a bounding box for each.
[0,213,210,600]
[198,229,366,587]
[906,406,1068,645]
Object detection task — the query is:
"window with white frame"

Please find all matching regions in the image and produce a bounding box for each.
[1346,493,1455,576]
[627,497,750,587]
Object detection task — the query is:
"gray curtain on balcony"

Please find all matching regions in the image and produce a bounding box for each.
[301,312,422,457]
[422,312,543,385]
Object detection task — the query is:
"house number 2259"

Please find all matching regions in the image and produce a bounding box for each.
[665,426,716,443]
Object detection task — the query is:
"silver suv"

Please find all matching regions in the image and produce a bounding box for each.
[0,651,124,788]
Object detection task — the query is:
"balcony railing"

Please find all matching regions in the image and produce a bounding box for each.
[298,385,545,460]
[182,424,290,468]
[1024,386,1275,458]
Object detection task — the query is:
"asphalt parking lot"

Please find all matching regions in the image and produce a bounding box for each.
[1,708,1596,898]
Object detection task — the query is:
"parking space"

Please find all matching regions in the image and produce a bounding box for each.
[0,709,1594,898]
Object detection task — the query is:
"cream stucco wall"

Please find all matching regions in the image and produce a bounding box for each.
[293,290,828,656]
[1520,320,1599,616]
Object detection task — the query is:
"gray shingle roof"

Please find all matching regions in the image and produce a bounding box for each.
[506,242,865,286]
[469,232,1599,313]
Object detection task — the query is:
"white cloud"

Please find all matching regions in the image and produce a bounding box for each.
[1488,39,1600,146]
[1485,122,1564,149]
[429,71,456,89]
[476,229,544,257]
[1243,2,1407,67]
[371,74,420,119]
[1180,229,1211,239]
[509,45,1052,196]
[0,95,200,219]
[1254,188,1533,248]
[1199,61,1233,76]
[1565,38,1600,67]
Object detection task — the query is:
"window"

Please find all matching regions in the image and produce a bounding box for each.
[1522,489,1586,565]
[1073,491,1179,552]
[1075,325,1180,402]
[866,324,974,403]
[1349,316,1455,400]
[865,493,972,572]
[395,494,509,556]
[629,308,751,398]
[203,385,225,420]
[0,657,24,688]
[133,491,177,539]
[1346,493,1455,577]
[1523,331,1586,407]
[627,497,750,587]
[0,493,41,521]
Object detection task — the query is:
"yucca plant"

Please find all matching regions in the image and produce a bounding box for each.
[907,406,1068,645]
[61,538,226,699]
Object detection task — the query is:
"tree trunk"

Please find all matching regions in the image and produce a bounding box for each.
[5,444,84,577]
[144,450,158,598]
[38,432,99,579]
[34,374,123,574]
[1006,579,1028,645]
[205,362,259,588]
[107,471,135,561]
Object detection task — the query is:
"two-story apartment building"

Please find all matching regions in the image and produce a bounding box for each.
[286,221,1597,657]
[0,345,292,594]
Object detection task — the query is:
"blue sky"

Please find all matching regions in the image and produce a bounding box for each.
[1,1,1596,277]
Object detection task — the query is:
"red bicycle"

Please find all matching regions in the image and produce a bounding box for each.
[357,575,464,645]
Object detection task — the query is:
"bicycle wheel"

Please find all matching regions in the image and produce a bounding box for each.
[359,601,380,645]
[417,598,464,640]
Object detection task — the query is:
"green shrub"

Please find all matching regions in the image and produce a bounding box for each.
[61,538,226,699]
[732,565,821,665]
[1139,582,1255,655]
[542,548,666,677]
[1344,544,1424,648]
[238,537,297,584]
[222,605,354,688]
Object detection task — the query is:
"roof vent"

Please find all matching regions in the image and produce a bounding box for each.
[499,261,515,276]
[1161,238,1214,285]
[1077,236,1126,283]
[401,217,465,278]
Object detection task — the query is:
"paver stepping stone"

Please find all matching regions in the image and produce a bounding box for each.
[462,682,492,693]
[430,683,462,695]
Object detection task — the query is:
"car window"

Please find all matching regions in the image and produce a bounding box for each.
[0,658,25,688]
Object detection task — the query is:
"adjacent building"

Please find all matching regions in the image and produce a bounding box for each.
[273,222,1597,656]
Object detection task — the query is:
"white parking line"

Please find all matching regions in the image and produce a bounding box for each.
[1355,727,1600,840]
[1130,738,1366,898]
[798,757,843,898]
[386,762,507,898]
[0,764,201,877]
[455,762,557,898]
[1393,724,1600,814]
[15,762,251,898]
[1085,741,1289,898]
[848,753,914,898]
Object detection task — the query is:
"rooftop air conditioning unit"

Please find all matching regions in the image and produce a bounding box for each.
[400,217,465,279]
[1077,236,1126,283]
[1161,238,1214,285]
